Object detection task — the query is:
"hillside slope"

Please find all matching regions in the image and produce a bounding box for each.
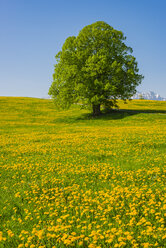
[0,97,166,247]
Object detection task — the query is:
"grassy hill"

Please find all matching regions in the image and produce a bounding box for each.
[0,97,166,247]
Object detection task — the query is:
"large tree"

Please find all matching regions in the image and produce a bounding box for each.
[49,21,143,115]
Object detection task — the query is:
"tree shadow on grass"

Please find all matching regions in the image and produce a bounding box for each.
[53,108,166,124]
[88,108,166,120]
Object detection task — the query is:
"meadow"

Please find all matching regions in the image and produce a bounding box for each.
[0,97,166,248]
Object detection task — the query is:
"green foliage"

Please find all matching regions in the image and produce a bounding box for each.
[49,21,143,115]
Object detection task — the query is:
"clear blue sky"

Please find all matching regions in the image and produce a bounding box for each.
[0,0,166,98]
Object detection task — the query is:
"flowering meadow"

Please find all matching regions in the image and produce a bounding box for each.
[0,97,166,248]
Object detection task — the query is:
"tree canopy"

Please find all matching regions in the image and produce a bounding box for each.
[49,21,143,115]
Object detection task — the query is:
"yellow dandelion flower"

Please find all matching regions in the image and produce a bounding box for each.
[18,245,24,248]
[142,243,150,248]
[78,241,83,246]
[126,235,133,240]
[30,245,35,248]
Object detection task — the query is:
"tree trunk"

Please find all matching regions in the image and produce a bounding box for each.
[92,104,101,116]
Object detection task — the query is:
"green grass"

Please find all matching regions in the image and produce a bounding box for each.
[0,97,166,248]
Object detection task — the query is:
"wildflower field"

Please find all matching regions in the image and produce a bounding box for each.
[0,97,166,248]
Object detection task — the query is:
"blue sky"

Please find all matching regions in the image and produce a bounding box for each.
[0,0,166,98]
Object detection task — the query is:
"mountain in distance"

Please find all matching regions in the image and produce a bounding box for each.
[46,91,166,101]
[132,91,166,101]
